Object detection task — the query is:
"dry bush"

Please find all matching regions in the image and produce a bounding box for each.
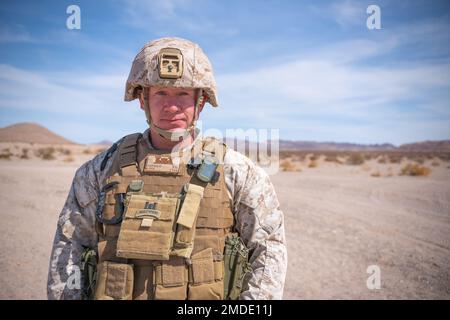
[63,156,75,163]
[83,148,93,155]
[20,148,29,159]
[437,153,450,162]
[401,163,431,177]
[0,152,12,160]
[364,153,375,161]
[377,155,387,164]
[1,148,13,159]
[371,171,381,177]
[388,154,403,164]
[431,160,440,167]
[279,151,294,160]
[308,159,318,168]
[35,147,56,160]
[325,154,343,164]
[346,153,365,165]
[58,148,72,156]
[280,159,299,172]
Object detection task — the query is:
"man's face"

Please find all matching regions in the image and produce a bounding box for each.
[140,87,204,130]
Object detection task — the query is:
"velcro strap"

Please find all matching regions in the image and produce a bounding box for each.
[176,184,204,229]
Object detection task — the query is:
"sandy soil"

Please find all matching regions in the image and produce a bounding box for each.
[0,147,449,299]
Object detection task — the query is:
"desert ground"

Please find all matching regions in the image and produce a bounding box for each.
[0,143,449,299]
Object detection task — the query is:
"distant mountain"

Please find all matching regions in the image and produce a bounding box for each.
[278,140,397,151]
[0,123,75,145]
[398,140,450,152]
[94,140,114,146]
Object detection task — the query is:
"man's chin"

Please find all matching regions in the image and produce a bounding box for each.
[159,120,187,130]
[166,126,187,132]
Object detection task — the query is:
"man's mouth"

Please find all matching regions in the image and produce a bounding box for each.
[164,118,185,122]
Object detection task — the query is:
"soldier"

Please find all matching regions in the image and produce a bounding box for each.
[47,37,287,300]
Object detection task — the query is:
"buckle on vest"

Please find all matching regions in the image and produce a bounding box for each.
[96,181,125,225]
[129,179,144,192]
[197,155,219,183]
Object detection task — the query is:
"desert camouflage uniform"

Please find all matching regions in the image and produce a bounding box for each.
[47,129,287,300]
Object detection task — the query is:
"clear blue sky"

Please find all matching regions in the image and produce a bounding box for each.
[0,0,449,145]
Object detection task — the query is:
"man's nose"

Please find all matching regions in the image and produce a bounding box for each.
[163,101,181,113]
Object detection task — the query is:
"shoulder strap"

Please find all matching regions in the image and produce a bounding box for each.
[201,137,227,162]
[118,132,142,176]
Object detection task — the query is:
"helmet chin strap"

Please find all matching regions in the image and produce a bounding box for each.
[143,88,203,142]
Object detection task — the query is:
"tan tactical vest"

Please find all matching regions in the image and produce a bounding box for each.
[93,133,235,300]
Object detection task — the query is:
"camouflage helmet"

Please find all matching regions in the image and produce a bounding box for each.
[124,37,218,107]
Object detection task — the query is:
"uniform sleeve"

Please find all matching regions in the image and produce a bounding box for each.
[224,150,288,300]
[46,155,104,300]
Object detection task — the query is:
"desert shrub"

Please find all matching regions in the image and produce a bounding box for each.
[308,159,318,168]
[0,152,12,160]
[83,148,93,155]
[346,153,365,165]
[36,147,56,160]
[437,153,450,162]
[325,154,337,162]
[401,163,430,176]
[377,155,387,164]
[431,160,440,167]
[59,148,72,155]
[280,159,299,172]
[388,154,403,164]
[20,148,29,159]
[371,171,381,177]
[280,151,293,159]
[63,156,75,163]
[364,153,375,160]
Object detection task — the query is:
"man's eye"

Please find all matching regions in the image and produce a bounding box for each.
[178,92,190,96]
[155,91,167,96]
